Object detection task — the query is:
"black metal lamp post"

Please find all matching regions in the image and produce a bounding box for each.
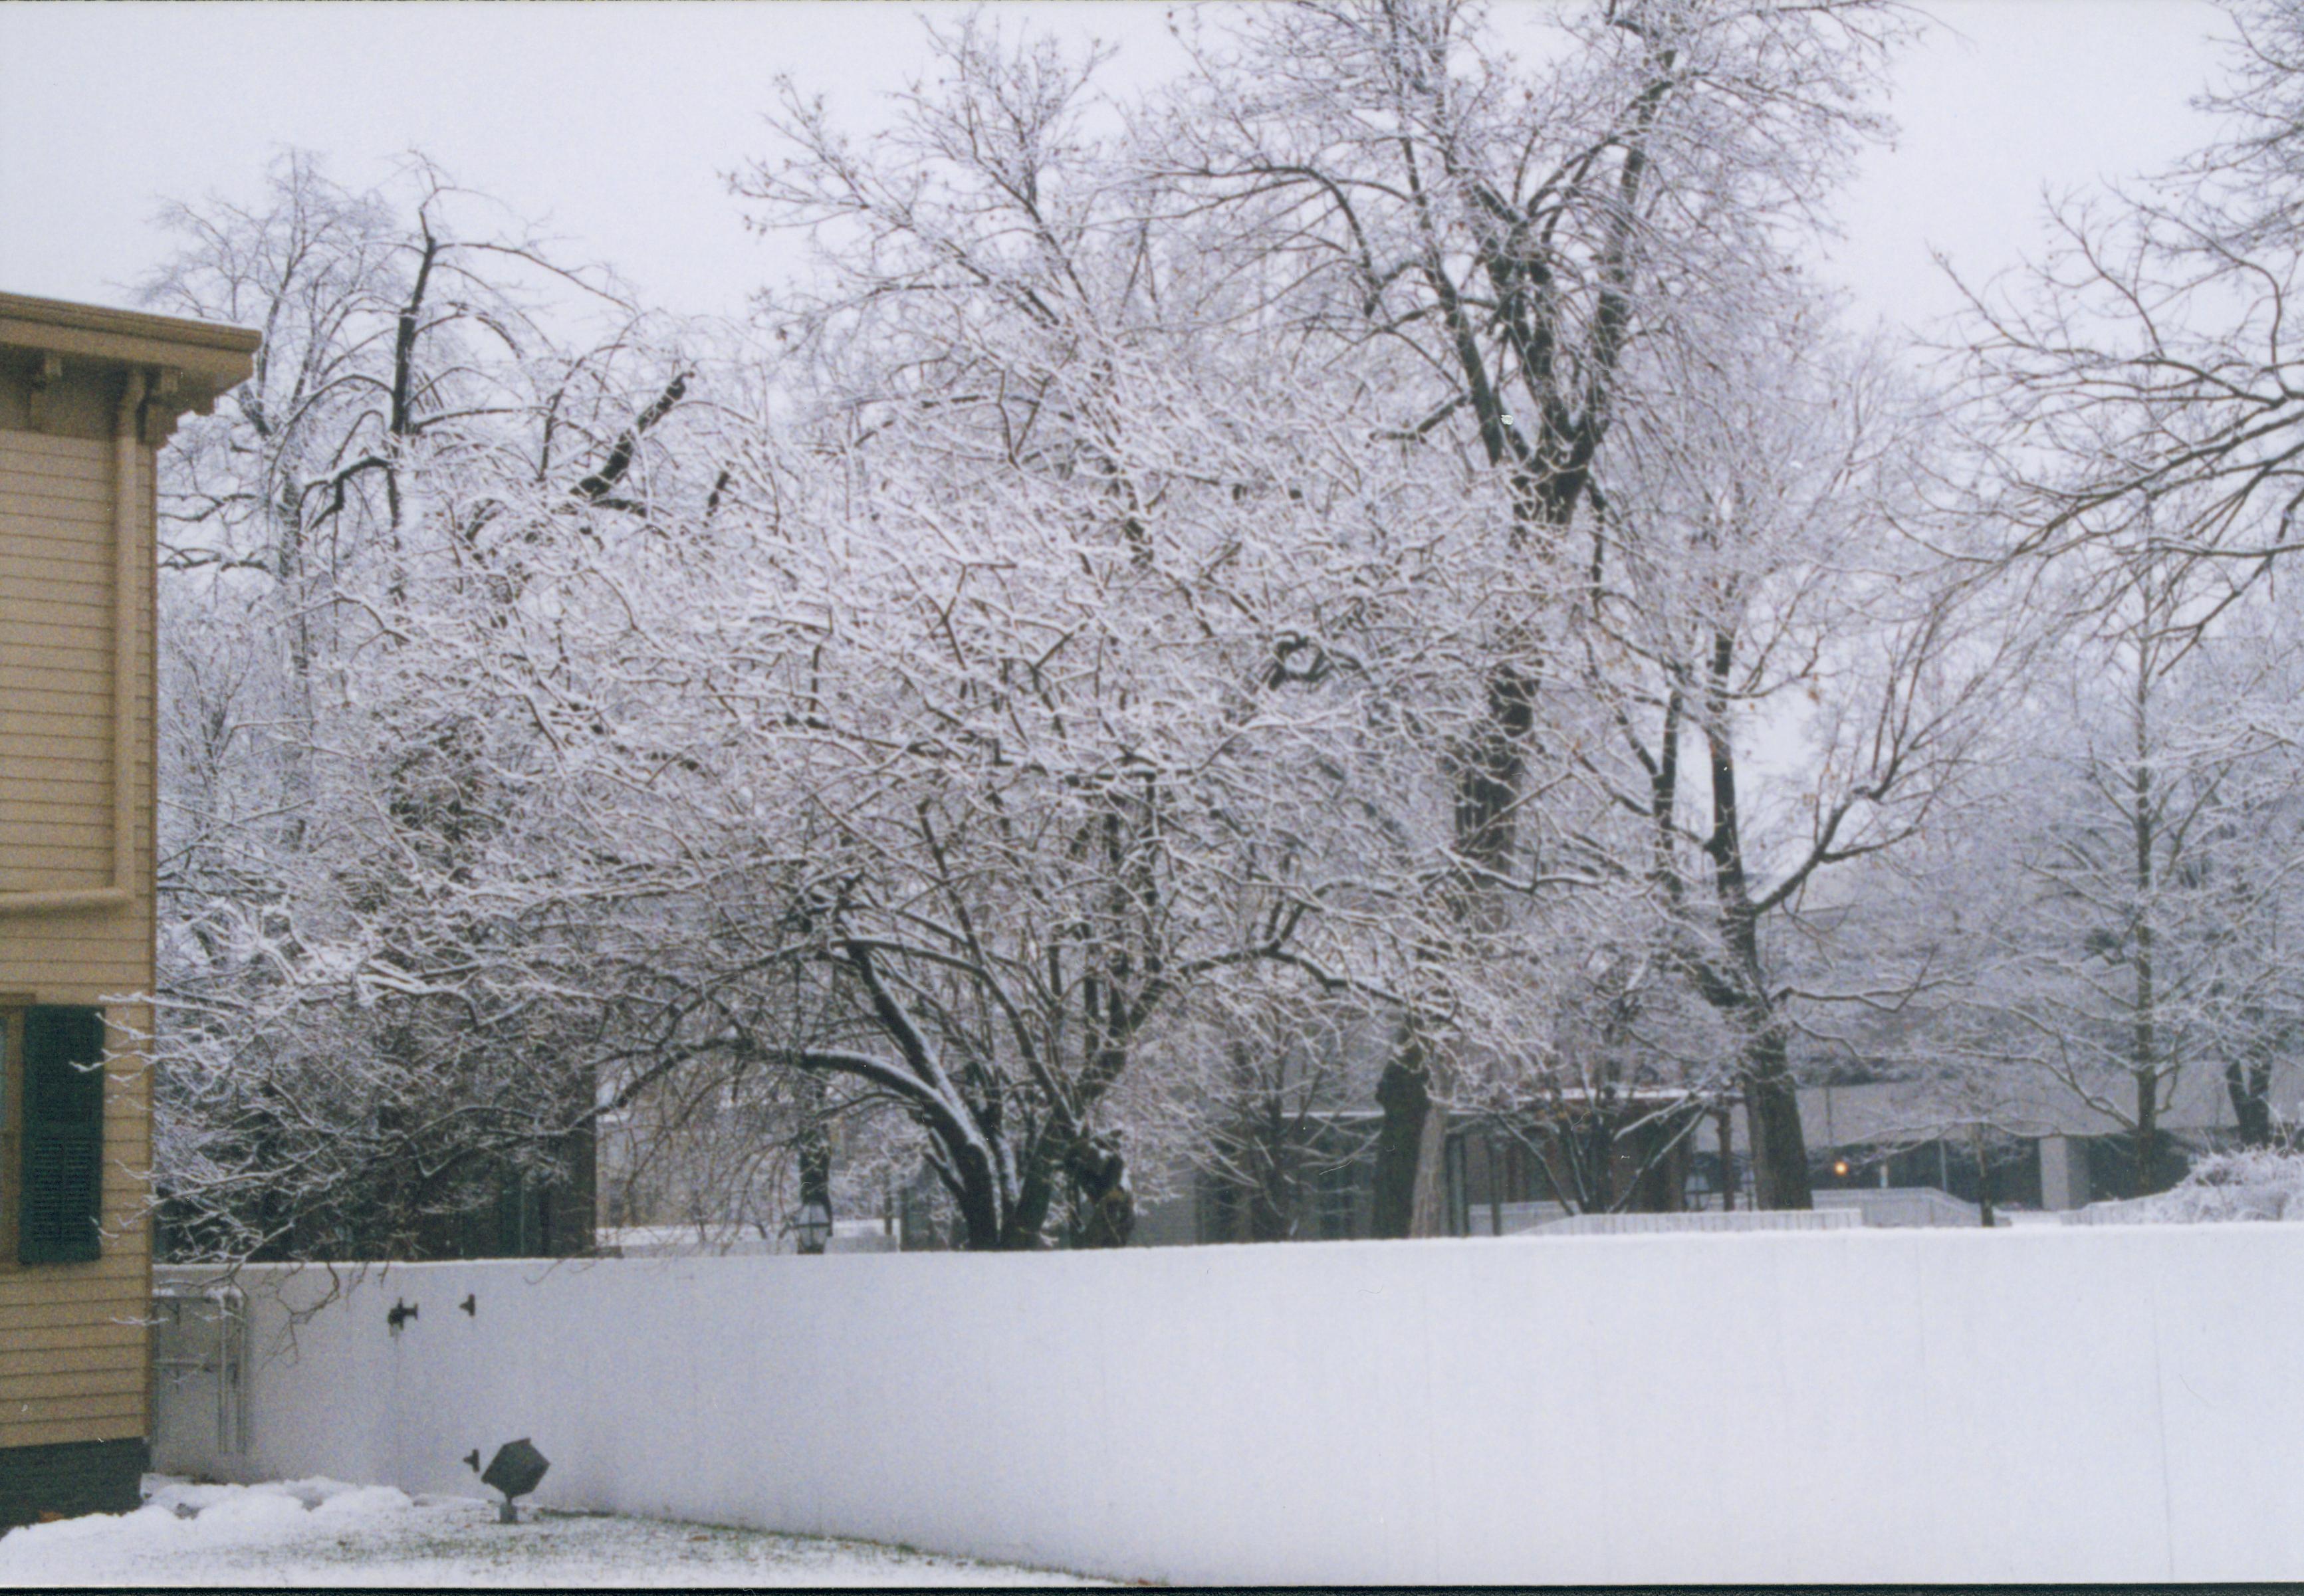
[794,1200,832,1254]
[796,1115,834,1253]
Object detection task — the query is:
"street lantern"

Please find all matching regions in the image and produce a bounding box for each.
[478,1437,550,1524]
[794,1200,832,1254]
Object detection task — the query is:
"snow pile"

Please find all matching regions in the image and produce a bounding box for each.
[0,1476,1103,1588]
[2088,1149,2304,1223]
[0,1477,411,1586]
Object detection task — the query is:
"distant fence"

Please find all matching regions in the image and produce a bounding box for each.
[2063,1196,2203,1225]
[1813,1186,1998,1227]
[1464,1198,1571,1234]
[157,1224,2304,1584]
[1466,1185,1990,1236]
[594,1219,899,1256]
[1534,1208,1858,1235]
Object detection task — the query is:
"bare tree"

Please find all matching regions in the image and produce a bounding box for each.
[1147,0,1914,1218]
[1963,1,2304,589]
[147,154,697,1261]
[1938,549,2304,1195]
[484,22,1444,1250]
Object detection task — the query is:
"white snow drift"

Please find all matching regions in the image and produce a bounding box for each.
[0,1476,1099,1588]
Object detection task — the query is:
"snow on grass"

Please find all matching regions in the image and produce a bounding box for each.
[0,1476,1111,1588]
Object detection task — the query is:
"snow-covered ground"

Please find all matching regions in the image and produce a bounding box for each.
[0,1476,1107,1588]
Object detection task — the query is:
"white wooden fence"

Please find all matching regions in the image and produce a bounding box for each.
[156,1224,2304,1585]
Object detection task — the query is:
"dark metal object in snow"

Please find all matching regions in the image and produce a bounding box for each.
[386,1299,418,1332]
[793,1199,832,1254]
[481,1438,550,1524]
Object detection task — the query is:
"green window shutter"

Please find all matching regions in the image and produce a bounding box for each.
[19,1006,107,1265]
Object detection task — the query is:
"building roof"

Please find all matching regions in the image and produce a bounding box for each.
[0,290,259,431]
[1796,1057,2304,1147]
[0,290,259,363]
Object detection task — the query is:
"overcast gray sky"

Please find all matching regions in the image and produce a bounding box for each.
[0,1,2236,341]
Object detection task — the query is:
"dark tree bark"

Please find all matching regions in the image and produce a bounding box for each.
[796,1117,832,1254]
[1066,1133,1135,1249]
[2127,675,2171,1200]
[1371,1027,1436,1239]
[1703,641,1811,1208]
[2132,1070,2162,1200]
[1357,37,1684,1234]
[1740,1035,1812,1211]
[2226,1053,2276,1146]
[1969,1122,1996,1228]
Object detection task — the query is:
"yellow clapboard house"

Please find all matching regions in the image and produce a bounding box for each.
[0,292,255,1526]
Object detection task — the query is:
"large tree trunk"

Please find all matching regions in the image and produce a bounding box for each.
[1969,1121,1996,1228]
[1740,1024,1811,1211]
[1705,689,1812,1211]
[1246,1179,1294,1243]
[943,1116,1034,1252]
[1408,1103,1450,1236]
[1371,1029,1438,1239]
[2128,659,2166,1199]
[1367,43,1670,1229]
[2128,919,2162,1196]
[1066,1133,1135,1248]
[2131,1070,2162,1200]
[1371,665,1538,1238]
[2226,1054,2275,1146]
[1363,32,1669,1229]
[1244,1101,1298,1242]
[1227,1047,1301,1242]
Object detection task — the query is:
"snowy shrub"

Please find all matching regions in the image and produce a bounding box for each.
[2128,1148,2304,1223]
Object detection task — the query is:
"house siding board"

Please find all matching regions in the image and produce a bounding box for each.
[1,1335,142,1372]
[0,595,114,629]
[0,512,114,546]
[0,432,118,906]
[0,463,114,505]
[0,728,116,762]
[0,1295,157,1332]
[0,696,111,735]
[0,476,114,511]
[0,695,111,732]
[0,619,120,655]
[0,768,107,800]
[0,818,110,849]
[3,1322,146,1359]
[7,1366,148,1403]
[0,640,117,677]
[0,455,114,489]
[1,1393,144,1430]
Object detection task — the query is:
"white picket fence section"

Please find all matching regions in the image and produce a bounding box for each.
[2062,1196,2232,1225]
[156,1224,2304,1585]
[1466,1186,1989,1236]
[1461,1198,1571,1234]
[1813,1186,1999,1227]
[1533,1207,1859,1235]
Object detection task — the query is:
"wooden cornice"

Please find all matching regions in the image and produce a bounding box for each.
[0,290,259,444]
